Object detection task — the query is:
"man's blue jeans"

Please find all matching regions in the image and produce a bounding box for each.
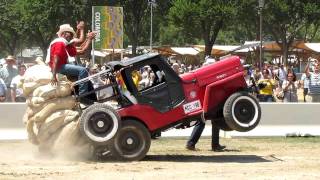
[187,121,205,147]
[187,120,221,148]
[58,64,88,95]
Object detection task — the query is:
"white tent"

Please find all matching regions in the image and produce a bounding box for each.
[304,43,320,53]
[213,45,240,51]
[171,47,200,55]
[91,50,108,57]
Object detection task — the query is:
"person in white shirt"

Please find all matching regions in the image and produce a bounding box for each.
[305,61,320,102]
[0,77,7,102]
[300,73,310,102]
[276,64,287,87]
[10,64,26,102]
[0,55,18,102]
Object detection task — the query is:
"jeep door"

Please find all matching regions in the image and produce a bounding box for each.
[124,58,185,113]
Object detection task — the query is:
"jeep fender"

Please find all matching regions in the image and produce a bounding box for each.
[203,71,246,114]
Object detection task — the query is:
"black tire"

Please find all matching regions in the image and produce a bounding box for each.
[223,91,261,132]
[79,103,120,145]
[110,120,151,161]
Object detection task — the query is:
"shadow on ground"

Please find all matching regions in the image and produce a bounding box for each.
[143,155,272,163]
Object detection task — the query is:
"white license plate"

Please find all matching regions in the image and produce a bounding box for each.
[183,100,201,114]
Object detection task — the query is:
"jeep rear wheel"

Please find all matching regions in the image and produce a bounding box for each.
[111,120,151,161]
[223,91,261,132]
[79,103,120,145]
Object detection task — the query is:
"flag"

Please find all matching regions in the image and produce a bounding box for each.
[93,6,123,49]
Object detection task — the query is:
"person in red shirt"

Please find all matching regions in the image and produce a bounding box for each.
[49,24,94,102]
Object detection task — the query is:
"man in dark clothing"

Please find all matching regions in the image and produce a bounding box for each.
[186,120,226,152]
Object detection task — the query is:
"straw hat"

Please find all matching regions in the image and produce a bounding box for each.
[172,63,179,68]
[56,24,76,37]
[5,55,16,61]
[34,57,45,65]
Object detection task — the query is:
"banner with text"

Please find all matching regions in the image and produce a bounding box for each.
[93,6,123,49]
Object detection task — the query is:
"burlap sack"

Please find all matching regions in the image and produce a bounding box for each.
[53,121,80,149]
[37,110,79,143]
[27,83,73,107]
[22,110,29,125]
[23,82,46,96]
[53,121,92,159]
[32,82,72,100]
[28,96,77,123]
[23,65,52,83]
[25,105,43,118]
[38,128,63,155]
[36,117,91,159]
[21,65,91,158]
[26,95,74,118]
[23,79,69,97]
[26,97,46,108]
[21,65,52,96]
[26,120,39,145]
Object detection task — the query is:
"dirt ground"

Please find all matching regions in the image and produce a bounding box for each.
[0,137,319,180]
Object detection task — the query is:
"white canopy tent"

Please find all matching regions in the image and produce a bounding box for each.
[304,43,320,53]
[171,47,201,55]
[91,49,126,58]
[194,44,254,56]
[91,50,108,57]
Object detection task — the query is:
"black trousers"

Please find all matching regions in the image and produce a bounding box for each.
[187,120,220,149]
[303,88,308,102]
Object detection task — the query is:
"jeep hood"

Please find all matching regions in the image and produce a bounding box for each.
[180,56,243,87]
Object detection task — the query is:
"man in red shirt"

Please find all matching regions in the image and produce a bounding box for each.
[49,24,93,101]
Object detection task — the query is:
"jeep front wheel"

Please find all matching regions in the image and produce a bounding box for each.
[79,103,120,145]
[111,120,151,161]
[223,91,261,132]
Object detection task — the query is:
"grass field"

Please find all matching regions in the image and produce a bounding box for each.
[150,136,320,154]
[0,137,319,179]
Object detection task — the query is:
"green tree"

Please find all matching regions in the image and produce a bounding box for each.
[300,2,320,42]
[142,0,174,46]
[159,23,200,46]
[264,0,320,65]
[169,0,237,56]
[16,0,89,56]
[0,0,23,55]
[117,0,149,55]
[234,0,260,42]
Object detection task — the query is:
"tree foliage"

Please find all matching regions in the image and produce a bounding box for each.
[15,0,88,56]
[169,0,237,56]
[263,0,320,64]
[0,0,23,55]
[117,0,149,55]
[1,0,320,62]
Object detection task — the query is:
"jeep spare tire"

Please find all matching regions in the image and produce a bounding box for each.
[79,103,120,144]
[223,91,261,132]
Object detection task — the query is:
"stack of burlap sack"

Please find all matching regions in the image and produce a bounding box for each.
[20,64,91,158]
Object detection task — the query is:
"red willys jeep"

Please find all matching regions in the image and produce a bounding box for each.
[74,53,261,161]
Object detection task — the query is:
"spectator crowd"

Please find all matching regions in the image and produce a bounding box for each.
[243,60,320,103]
[1,53,319,103]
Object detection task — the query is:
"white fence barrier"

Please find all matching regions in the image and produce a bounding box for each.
[0,103,319,140]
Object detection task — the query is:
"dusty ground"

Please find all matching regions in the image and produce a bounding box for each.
[0,137,319,180]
